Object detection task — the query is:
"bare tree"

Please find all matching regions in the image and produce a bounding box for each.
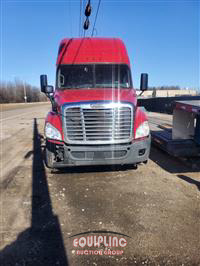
[0,80,48,103]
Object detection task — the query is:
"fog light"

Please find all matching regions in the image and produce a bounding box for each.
[139,149,146,156]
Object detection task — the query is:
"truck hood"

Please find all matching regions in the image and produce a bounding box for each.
[54,88,137,107]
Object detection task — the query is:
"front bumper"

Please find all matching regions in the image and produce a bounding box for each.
[46,136,151,168]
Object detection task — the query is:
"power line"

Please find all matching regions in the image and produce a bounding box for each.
[81,0,92,38]
[68,0,72,36]
[79,0,83,37]
[82,0,89,38]
[91,0,101,37]
[82,0,85,37]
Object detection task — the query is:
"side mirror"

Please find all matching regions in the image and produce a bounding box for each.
[45,85,54,94]
[40,74,48,93]
[140,73,148,91]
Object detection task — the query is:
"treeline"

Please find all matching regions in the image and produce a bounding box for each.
[0,80,48,103]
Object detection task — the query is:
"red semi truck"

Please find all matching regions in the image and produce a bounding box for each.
[40,38,151,168]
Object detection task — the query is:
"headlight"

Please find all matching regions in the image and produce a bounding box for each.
[135,121,150,139]
[45,122,62,140]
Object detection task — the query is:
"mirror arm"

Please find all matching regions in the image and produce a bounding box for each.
[47,93,57,112]
[138,91,144,97]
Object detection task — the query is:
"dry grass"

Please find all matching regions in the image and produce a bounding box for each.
[0,102,50,111]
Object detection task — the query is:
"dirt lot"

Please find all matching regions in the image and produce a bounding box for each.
[0,102,49,112]
[0,103,199,265]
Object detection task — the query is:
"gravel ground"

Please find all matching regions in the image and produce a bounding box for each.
[0,104,199,266]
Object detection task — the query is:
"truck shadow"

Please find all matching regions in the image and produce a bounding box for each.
[149,146,200,174]
[0,119,68,265]
[52,164,138,174]
[176,175,200,192]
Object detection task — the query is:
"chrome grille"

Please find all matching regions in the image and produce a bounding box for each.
[63,103,133,144]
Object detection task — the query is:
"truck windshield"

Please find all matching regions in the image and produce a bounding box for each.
[57,64,132,89]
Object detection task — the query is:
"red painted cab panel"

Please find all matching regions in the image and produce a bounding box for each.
[43,37,150,168]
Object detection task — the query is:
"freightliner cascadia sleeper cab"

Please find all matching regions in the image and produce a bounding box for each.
[40,38,151,168]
